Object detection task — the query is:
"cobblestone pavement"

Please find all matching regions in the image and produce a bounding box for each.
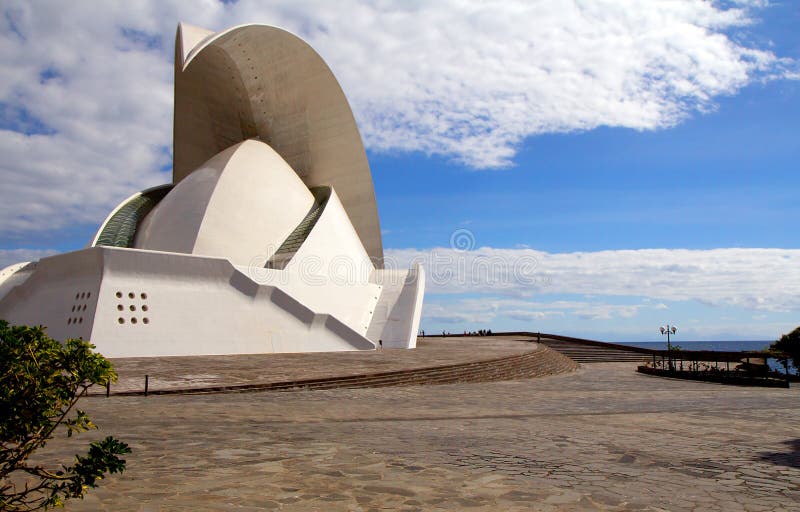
[48,362,798,511]
[100,337,537,393]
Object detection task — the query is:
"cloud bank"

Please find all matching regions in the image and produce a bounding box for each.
[381,245,800,337]
[0,0,797,239]
[385,246,800,313]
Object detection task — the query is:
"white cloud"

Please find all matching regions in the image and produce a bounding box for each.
[0,248,57,268]
[386,246,800,313]
[424,297,640,324]
[0,0,796,239]
[411,246,800,339]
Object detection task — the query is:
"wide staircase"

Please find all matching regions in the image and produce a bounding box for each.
[110,344,577,396]
[538,337,650,363]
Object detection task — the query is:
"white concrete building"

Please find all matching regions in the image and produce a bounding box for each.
[0,23,425,357]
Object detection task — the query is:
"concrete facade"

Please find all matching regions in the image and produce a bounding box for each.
[0,23,424,357]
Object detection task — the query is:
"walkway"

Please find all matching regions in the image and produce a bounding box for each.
[50,358,798,511]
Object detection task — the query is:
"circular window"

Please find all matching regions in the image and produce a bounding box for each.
[141,305,149,312]
[118,318,124,324]
[129,305,136,311]
[68,318,72,325]
[117,304,123,311]
[116,291,122,298]
[78,317,83,324]
[71,305,76,312]
[75,293,80,300]
[140,293,147,300]
[82,304,87,311]
[87,292,91,299]
[142,317,149,325]
[130,317,138,325]
[128,292,135,299]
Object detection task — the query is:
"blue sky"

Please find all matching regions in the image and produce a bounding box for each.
[376,78,800,252]
[1,1,799,342]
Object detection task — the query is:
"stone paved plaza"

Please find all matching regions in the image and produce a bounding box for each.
[48,344,798,511]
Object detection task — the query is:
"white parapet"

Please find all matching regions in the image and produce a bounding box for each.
[0,247,376,357]
[367,264,426,349]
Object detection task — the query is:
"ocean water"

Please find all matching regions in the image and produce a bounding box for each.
[617,340,797,375]
[617,340,771,352]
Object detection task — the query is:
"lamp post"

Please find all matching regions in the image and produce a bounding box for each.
[660,325,677,370]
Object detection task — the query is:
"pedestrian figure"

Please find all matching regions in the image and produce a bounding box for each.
[379,339,383,349]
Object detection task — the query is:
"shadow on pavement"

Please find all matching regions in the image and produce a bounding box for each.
[759,438,800,468]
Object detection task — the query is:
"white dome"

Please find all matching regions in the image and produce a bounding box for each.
[135,140,315,266]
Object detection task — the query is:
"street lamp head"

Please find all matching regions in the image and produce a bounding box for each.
[671,326,677,334]
[660,327,666,334]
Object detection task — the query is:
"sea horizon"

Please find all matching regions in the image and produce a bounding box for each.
[617,340,772,352]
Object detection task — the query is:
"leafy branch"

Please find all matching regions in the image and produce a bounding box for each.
[1,321,130,511]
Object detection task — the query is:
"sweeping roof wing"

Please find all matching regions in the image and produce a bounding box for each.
[173,23,384,267]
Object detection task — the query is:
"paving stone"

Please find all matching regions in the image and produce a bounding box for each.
[29,349,799,512]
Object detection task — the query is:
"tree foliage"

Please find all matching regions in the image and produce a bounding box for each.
[0,321,130,511]
[770,326,800,370]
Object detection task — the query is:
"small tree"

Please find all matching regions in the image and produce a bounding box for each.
[0,321,130,511]
[770,326,800,372]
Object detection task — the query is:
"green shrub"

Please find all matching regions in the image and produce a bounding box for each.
[770,326,800,371]
[0,320,130,510]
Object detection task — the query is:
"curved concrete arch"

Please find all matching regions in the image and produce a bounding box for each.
[174,23,384,267]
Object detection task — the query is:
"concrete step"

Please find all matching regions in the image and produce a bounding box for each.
[111,345,578,396]
[538,340,649,363]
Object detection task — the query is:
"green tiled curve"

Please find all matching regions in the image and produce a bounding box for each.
[266,187,330,269]
[94,185,173,248]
